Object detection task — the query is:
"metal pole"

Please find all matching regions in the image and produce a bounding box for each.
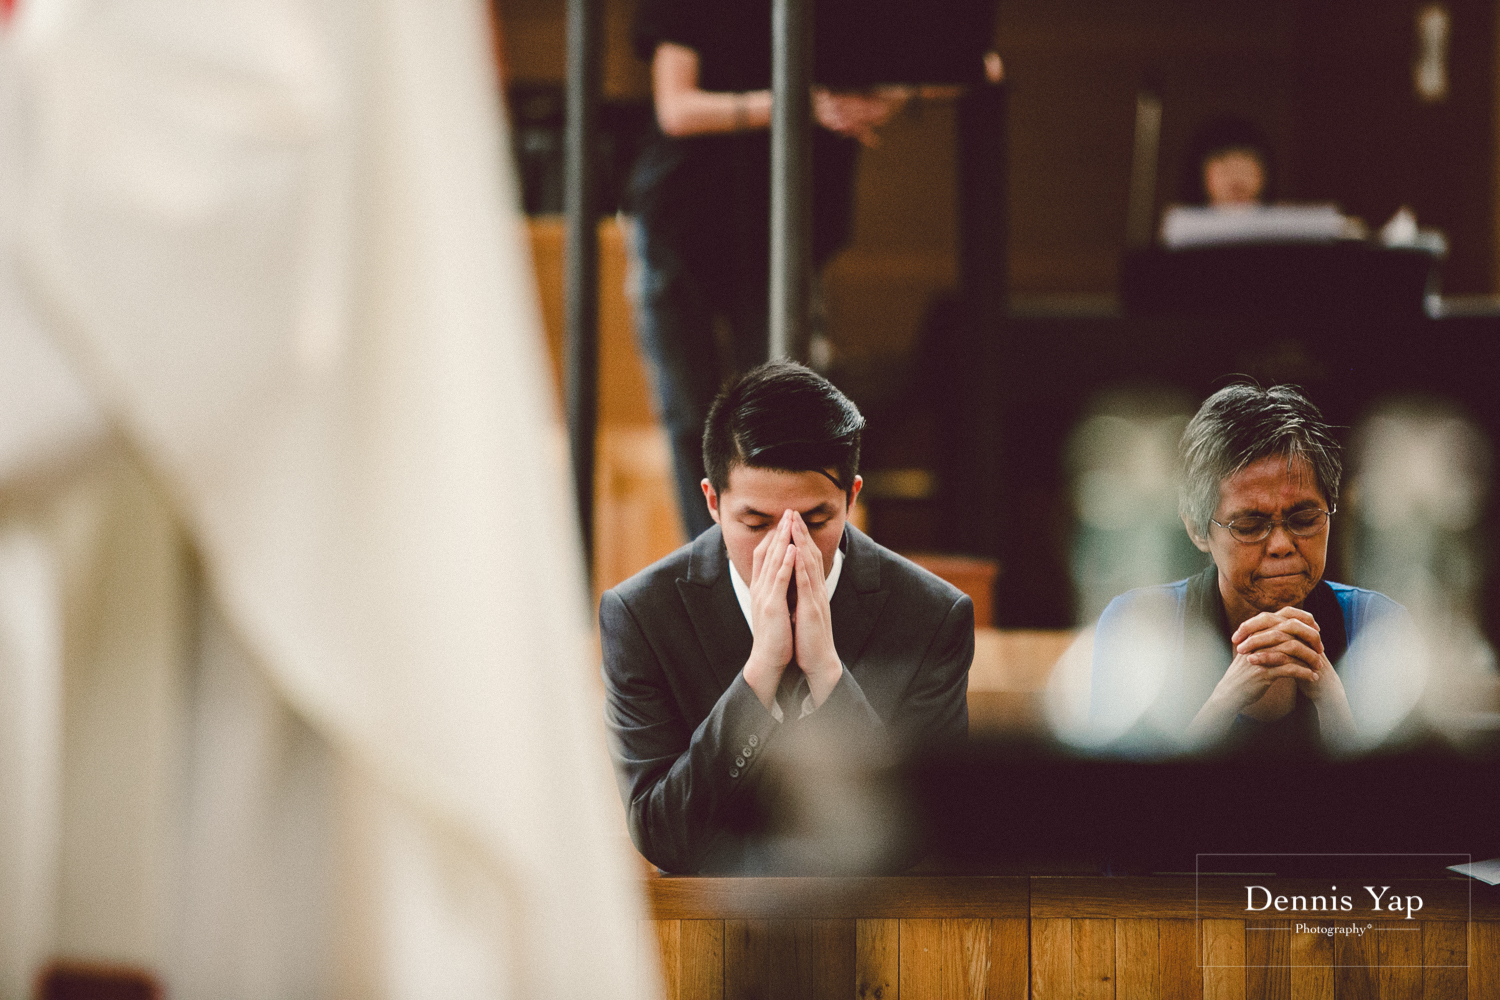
[564,0,601,570]
[769,0,813,360]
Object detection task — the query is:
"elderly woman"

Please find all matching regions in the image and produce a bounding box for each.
[1088,384,1420,754]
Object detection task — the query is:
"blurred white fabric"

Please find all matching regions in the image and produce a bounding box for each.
[1,0,654,996]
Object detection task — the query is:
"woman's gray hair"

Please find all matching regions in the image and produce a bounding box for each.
[1179,383,1342,534]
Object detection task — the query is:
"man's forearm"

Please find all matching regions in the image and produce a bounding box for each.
[655,88,772,138]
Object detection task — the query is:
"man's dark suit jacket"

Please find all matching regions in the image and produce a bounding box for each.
[600,523,973,873]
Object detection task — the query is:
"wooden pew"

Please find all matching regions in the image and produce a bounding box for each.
[640,873,1500,999]
[967,628,1076,736]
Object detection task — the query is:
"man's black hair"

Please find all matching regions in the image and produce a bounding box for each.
[702,360,865,497]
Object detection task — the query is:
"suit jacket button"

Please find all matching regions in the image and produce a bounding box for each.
[730,768,740,778]
[742,747,753,757]
[735,756,745,767]
[748,735,759,747]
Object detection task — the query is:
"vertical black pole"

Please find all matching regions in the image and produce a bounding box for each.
[769,0,812,360]
[564,0,601,570]
[956,81,1008,562]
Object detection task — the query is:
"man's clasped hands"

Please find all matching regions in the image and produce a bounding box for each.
[741,510,843,712]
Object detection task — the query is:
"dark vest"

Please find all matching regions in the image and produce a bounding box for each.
[1183,564,1349,756]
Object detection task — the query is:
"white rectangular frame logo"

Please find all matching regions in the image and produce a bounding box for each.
[1195,852,1473,969]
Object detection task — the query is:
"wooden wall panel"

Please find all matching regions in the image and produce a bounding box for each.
[1376,921,1422,1000]
[497,0,650,100]
[1333,927,1376,1000]
[654,920,682,1000]
[646,884,1500,1000]
[1244,919,1289,1000]
[989,918,1031,1000]
[1471,922,1500,1000]
[899,920,944,998]
[528,219,656,427]
[1201,919,1245,1000]
[1287,923,1332,1000]
[812,920,857,1000]
[1159,919,1204,1000]
[648,876,1030,922]
[724,919,769,1000]
[1117,918,1160,1000]
[1422,921,1467,999]
[856,918,900,1000]
[682,919,724,1000]
[1030,918,1072,1000]
[940,918,992,1000]
[593,425,685,596]
[767,920,814,1000]
[1072,918,1116,999]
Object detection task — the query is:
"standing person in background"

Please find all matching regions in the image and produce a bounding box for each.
[624,0,910,540]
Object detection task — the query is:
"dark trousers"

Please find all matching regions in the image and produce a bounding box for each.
[625,216,769,540]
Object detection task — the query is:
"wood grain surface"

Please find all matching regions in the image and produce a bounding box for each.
[1333,926,1376,1000]
[646,875,1030,921]
[1376,920,1423,1000]
[1072,918,1116,999]
[1029,919,1072,1000]
[640,877,1500,999]
[1471,920,1500,1000]
[1422,921,1466,1000]
[1202,919,1246,1000]
[1160,919,1205,1000]
[1027,877,1484,922]
[681,920,724,1000]
[1288,922,1333,1000]
[899,919,943,998]
[723,919,768,1000]
[856,918,899,1000]
[1244,917,1289,1000]
[990,917,1031,1000]
[1117,918,1160,999]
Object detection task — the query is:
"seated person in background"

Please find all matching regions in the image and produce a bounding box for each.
[1180,115,1275,208]
[1089,383,1423,756]
[601,361,973,873]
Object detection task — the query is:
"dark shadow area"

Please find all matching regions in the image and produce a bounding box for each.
[908,736,1500,877]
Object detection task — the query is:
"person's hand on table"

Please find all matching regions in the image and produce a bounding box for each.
[813,87,910,146]
[788,511,842,707]
[743,510,798,709]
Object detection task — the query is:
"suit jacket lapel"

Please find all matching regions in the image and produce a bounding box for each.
[830,525,889,666]
[676,525,753,694]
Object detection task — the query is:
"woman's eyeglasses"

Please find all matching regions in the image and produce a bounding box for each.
[1210,507,1335,544]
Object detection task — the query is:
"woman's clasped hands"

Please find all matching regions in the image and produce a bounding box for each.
[1188,607,1356,746]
